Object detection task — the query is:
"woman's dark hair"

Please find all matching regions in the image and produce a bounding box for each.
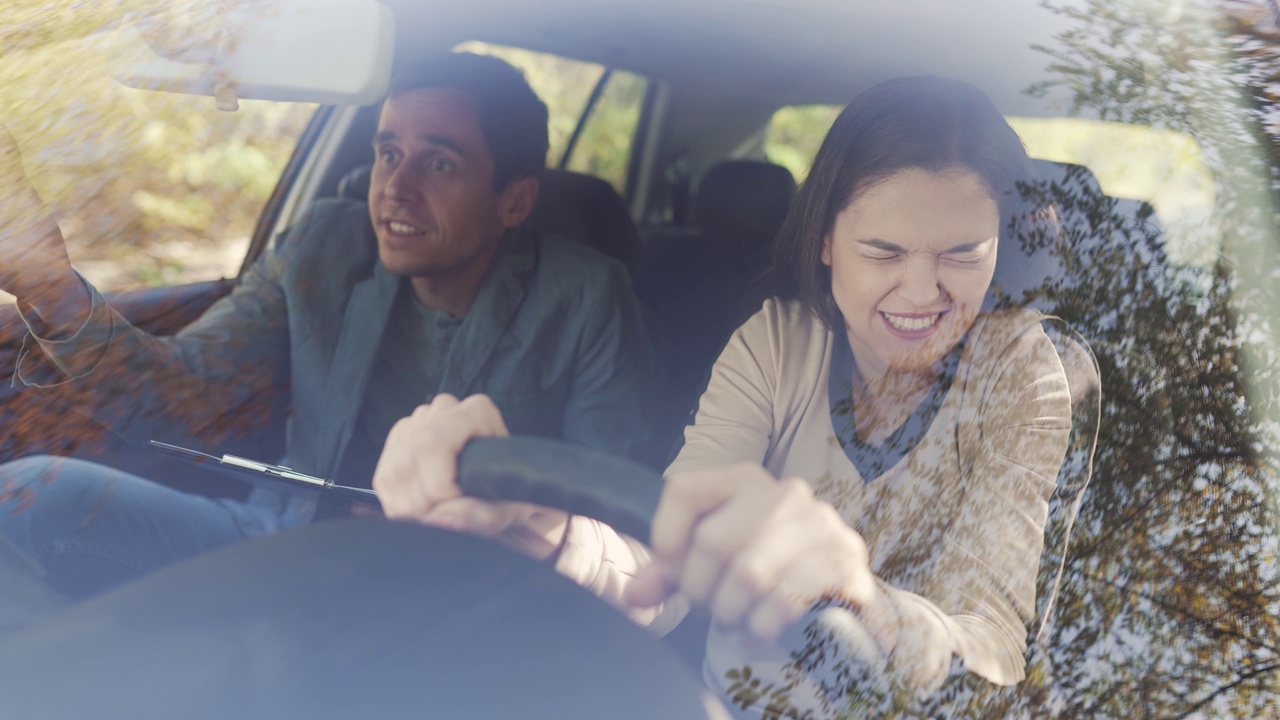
[388,52,549,191]
[771,75,1052,328]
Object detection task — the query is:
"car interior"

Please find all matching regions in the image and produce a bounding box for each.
[0,0,1276,716]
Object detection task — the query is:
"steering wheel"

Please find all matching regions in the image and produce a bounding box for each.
[0,438,719,718]
[0,437,876,719]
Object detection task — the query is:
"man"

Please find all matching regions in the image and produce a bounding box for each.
[0,52,655,605]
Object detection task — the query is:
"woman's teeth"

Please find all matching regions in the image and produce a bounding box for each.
[885,313,940,331]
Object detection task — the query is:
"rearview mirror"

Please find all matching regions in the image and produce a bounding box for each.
[106,0,395,109]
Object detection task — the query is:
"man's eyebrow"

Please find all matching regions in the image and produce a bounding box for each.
[371,131,468,159]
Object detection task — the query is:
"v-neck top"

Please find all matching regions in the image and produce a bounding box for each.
[826,330,963,482]
[666,298,1072,715]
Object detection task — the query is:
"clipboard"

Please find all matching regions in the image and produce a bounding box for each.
[149,440,380,506]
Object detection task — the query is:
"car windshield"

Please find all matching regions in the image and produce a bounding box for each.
[1,0,1279,717]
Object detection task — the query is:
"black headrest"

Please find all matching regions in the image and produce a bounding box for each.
[989,159,1110,312]
[337,164,372,201]
[528,169,644,273]
[1030,159,1106,201]
[694,160,797,251]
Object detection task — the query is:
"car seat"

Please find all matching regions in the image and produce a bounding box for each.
[634,160,797,462]
[527,169,645,275]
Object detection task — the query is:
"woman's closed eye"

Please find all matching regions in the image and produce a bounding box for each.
[942,249,988,266]
[940,239,995,266]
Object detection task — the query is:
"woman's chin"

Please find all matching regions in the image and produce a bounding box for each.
[884,343,953,375]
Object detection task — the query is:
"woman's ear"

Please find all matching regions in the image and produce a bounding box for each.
[820,233,833,266]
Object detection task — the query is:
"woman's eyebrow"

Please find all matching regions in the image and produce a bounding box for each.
[943,238,996,253]
[856,239,906,252]
[855,238,995,253]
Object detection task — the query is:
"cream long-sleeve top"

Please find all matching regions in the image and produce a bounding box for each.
[551,297,1071,716]
[666,298,1071,715]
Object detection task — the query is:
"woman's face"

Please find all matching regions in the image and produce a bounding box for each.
[822,167,999,378]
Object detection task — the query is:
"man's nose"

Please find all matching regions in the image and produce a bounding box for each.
[897,255,943,305]
[382,162,420,203]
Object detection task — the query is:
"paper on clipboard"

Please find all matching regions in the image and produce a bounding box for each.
[148,440,379,504]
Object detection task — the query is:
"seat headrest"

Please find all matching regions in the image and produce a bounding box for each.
[528,169,644,273]
[337,164,372,201]
[695,160,796,252]
[989,159,1110,312]
[1030,159,1106,200]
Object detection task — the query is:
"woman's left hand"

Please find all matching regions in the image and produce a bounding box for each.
[625,463,900,654]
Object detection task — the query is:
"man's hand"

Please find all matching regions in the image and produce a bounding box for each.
[371,393,570,562]
[0,126,88,330]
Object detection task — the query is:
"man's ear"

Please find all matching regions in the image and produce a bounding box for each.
[497,176,539,229]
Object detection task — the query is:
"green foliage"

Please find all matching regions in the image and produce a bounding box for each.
[1,1,314,290]
[565,70,647,192]
[457,41,646,193]
[960,1,1280,717]
[764,105,841,181]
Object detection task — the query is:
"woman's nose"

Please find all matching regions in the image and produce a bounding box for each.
[898,256,943,305]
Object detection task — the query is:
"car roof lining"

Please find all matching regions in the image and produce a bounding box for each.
[381,0,1084,117]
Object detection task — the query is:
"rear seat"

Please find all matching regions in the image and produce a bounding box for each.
[634,160,797,460]
[528,169,645,275]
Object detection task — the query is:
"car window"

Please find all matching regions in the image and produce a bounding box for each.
[562,70,648,192]
[763,104,842,182]
[4,1,1280,717]
[765,105,1217,269]
[454,41,647,193]
[0,27,314,304]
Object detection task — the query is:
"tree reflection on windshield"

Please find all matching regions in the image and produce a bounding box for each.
[914,1,1280,716]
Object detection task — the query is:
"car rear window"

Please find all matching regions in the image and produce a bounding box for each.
[454,41,649,194]
[765,105,1217,268]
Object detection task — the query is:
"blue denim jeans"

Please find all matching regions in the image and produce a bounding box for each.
[0,455,291,605]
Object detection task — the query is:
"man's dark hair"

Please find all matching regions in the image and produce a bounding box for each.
[388,52,549,190]
[771,75,1052,328]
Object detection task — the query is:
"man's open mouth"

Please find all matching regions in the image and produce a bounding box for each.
[385,220,426,236]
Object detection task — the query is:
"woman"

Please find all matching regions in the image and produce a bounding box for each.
[630,75,1073,715]
[374,75,1073,716]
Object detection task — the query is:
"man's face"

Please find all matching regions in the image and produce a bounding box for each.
[368,88,519,279]
[822,167,998,377]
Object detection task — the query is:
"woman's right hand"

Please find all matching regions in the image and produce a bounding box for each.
[624,463,902,655]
